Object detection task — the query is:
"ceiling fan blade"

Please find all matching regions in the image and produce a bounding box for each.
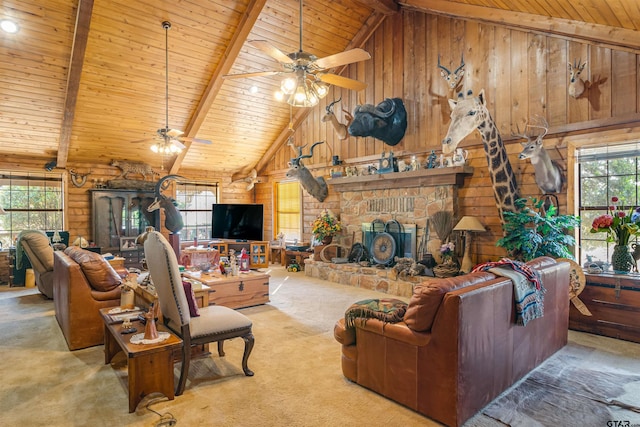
[223,70,282,79]
[130,138,154,144]
[318,73,368,91]
[166,128,184,138]
[249,40,294,64]
[171,139,186,150]
[315,48,371,69]
[180,137,212,145]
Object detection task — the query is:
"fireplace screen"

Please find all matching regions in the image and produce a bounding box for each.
[362,223,417,260]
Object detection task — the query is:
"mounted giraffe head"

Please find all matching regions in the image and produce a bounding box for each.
[437,54,465,91]
[442,89,487,154]
[568,59,587,98]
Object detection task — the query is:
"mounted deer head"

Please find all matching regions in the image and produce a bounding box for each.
[322,97,353,140]
[437,53,465,91]
[68,169,91,187]
[286,141,328,202]
[515,116,564,194]
[568,59,587,98]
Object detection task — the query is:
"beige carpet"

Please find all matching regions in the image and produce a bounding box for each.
[0,267,639,427]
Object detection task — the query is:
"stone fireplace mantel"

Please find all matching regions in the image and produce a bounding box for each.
[328,166,474,192]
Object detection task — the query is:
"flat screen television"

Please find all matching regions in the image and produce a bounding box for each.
[211,203,264,241]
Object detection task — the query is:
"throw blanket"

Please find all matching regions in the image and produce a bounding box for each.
[344,298,407,330]
[472,259,545,326]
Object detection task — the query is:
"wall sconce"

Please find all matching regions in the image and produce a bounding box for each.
[453,216,485,273]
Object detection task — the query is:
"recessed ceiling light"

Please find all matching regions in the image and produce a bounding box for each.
[0,20,19,34]
[249,85,258,94]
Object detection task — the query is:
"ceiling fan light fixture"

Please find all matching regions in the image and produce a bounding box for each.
[312,80,329,99]
[289,79,318,107]
[281,77,297,95]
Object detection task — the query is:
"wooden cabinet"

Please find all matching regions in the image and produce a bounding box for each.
[249,241,269,268]
[0,251,9,285]
[216,240,269,269]
[91,189,157,268]
[569,272,640,343]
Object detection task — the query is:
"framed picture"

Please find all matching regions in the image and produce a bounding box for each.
[120,236,138,251]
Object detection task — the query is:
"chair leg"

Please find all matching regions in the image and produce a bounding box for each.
[176,344,191,396]
[217,340,225,357]
[241,333,255,376]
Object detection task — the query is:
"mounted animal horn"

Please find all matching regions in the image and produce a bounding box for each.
[373,98,396,118]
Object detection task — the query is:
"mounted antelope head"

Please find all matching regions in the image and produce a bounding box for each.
[437,54,465,91]
[322,97,353,140]
[286,141,328,202]
[515,116,564,194]
[568,59,587,98]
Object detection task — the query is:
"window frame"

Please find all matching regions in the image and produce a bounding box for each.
[273,180,302,242]
[0,170,65,248]
[174,181,219,242]
[576,143,640,269]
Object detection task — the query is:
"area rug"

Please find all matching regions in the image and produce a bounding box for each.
[482,343,640,426]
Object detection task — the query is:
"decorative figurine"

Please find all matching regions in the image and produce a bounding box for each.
[426,150,437,169]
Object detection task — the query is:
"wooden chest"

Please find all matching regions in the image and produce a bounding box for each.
[183,271,270,310]
[569,272,640,343]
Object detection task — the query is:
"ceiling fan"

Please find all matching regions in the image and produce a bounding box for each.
[132,21,211,152]
[222,0,371,105]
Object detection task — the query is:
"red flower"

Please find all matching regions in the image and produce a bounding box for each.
[619,212,626,218]
[612,196,619,203]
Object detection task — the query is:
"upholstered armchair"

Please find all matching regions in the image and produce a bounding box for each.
[16,230,55,298]
[143,231,255,396]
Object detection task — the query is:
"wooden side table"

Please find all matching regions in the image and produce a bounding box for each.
[99,308,182,413]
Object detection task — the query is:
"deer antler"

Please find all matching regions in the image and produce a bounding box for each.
[325,97,342,114]
[454,53,465,75]
[526,115,549,140]
[437,55,451,75]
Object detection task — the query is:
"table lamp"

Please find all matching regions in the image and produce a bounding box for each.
[453,216,485,273]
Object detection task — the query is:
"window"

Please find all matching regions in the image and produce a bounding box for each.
[0,171,64,248]
[274,181,301,241]
[175,182,218,242]
[577,143,640,268]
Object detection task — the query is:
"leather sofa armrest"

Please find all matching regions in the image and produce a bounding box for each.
[334,318,355,346]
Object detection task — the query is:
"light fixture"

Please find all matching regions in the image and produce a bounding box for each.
[151,21,183,155]
[0,20,18,34]
[275,0,328,108]
[453,216,485,273]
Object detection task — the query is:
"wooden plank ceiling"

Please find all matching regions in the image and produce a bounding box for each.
[0,0,638,176]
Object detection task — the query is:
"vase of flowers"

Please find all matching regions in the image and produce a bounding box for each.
[590,196,640,273]
[311,210,342,244]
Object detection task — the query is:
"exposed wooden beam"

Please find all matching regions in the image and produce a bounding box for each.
[168,0,268,175]
[254,10,388,175]
[56,0,94,168]
[355,0,399,15]
[400,0,640,51]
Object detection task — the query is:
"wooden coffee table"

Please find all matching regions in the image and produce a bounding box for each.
[99,308,182,413]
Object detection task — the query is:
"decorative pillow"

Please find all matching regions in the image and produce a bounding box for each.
[182,280,200,317]
[64,247,121,292]
[404,272,496,332]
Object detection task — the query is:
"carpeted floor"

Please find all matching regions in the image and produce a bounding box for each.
[0,266,639,427]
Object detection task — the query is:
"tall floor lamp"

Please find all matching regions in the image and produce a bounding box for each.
[453,216,485,273]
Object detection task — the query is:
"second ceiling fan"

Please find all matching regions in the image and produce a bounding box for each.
[133,21,211,153]
[223,0,371,107]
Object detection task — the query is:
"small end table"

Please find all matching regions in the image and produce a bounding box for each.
[100,308,182,412]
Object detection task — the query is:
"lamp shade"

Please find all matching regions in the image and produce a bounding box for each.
[453,216,485,232]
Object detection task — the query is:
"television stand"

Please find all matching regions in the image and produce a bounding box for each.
[208,240,270,269]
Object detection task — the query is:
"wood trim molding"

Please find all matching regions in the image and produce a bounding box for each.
[56,0,94,168]
[169,0,268,174]
[328,165,473,191]
[400,0,640,51]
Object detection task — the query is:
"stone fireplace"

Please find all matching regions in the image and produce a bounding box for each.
[305,166,474,296]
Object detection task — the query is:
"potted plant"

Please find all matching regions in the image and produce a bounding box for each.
[311,210,342,245]
[589,196,640,273]
[497,197,580,262]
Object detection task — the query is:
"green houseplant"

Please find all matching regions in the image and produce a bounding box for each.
[497,197,580,262]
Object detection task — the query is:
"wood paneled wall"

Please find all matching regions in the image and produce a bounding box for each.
[0,155,253,244]
[265,10,640,262]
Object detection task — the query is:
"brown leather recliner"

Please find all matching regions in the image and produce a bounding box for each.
[53,247,123,350]
[16,230,55,298]
[334,257,570,427]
